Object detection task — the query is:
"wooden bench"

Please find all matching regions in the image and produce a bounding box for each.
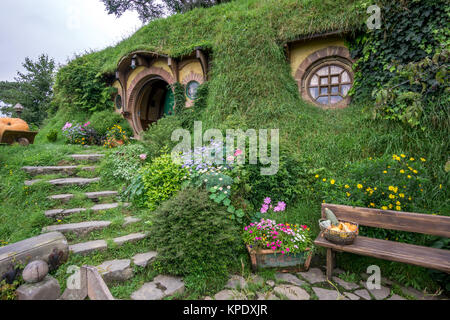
[314,203,450,280]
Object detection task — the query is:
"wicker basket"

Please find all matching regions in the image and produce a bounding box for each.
[319,219,359,245]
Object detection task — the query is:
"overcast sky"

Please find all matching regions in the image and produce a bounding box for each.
[0,0,144,82]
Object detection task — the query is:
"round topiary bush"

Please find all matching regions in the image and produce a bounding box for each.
[88,110,133,137]
[150,187,245,295]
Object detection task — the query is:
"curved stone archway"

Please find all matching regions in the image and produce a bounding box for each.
[127,66,175,135]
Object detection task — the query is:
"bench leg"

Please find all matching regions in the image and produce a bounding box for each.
[326,249,334,280]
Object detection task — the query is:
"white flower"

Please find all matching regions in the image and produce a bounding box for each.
[224,191,228,194]
[219,178,223,181]
[219,187,223,191]
[204,179,208,183]
[227,186,231,189]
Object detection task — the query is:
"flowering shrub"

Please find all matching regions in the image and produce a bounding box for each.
[243,218,313,254]
[250,197,286,222]
[103,125,130,148]
[314,153,447,243]
[62,121,100,145]
[101,144,148,183]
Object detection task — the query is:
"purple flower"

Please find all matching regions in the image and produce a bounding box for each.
[274,201,287,212]
[260,204,269,214]
[264,197,271,205]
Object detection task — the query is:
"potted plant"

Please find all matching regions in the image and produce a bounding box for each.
[243,218,314,272]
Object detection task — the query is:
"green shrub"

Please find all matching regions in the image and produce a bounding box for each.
[141,153,187,210]
[100,144,148,183]
[150,187,244,295]
[46,129,58,142]
[88,111,133,137]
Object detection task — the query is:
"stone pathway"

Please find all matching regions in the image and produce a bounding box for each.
[205,267,447,301]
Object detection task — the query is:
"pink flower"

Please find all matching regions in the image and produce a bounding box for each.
[264,197,272,205]
[260,204,269,214]
[271,246,277,251]
[249,230,253,234]
[286,248,290,252]
[140,154,147,161]
[226,155,235,162]
[234,149,243,157]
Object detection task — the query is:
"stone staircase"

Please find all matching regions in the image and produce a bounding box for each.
[20,152,170,300]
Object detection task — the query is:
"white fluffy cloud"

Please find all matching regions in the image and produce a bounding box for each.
[0,0,143,81]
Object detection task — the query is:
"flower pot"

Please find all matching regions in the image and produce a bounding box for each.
[246,245,312,273]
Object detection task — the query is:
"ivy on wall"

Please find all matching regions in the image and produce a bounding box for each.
[350,0,447,99]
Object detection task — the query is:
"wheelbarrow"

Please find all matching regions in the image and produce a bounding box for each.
[0,118,38,146]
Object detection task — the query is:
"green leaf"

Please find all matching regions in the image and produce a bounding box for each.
[235,209,245,218]
[223,198,231,206]
[227,206,235,214]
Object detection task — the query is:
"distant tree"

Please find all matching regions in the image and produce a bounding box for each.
[0,54,56,126]
[101,0,230,22]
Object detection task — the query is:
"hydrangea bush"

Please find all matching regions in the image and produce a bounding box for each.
[62,121,100,145]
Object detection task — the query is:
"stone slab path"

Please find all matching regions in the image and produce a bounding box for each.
[45,202,130,219]
[25,177,101,187]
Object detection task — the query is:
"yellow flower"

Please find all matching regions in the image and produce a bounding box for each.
[413,170,418,174]
[345,185,350,189]
[315,174,319,178]
[389,194,396,199]
[357,184,363,189]
[396,206,401,211]
[439,184,442,189]
[399,193,405,198]
[370,203,375,207]
[383,171,387,174]
[400,169,405,174]
[346,192,351,197]
[388,186,394,191]
[401,154,406,158]
[330,179,335,185]
[323,178,327,182]
[396,201,401,205]
[420,158,426,162]
[410,157,415,161]
[388,204,393,209]
[407,175,412,179]
[382,206,388,210]
[408,197,412,201]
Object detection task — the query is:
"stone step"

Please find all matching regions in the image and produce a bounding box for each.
[96,259,133,284]
[71,154,105,162]
[69,240,108,256]
[21,166,96,176]
[132,251,158,268]
[113,233,148,246]
[45,202,130,219]
[42,221,111,235]
[48,191,119,203]
[123,216,141,227]
[25,177,100,187]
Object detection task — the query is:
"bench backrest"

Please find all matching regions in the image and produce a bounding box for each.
[322,203,450,238]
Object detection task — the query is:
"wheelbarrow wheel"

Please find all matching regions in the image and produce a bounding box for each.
[18,138,30,146]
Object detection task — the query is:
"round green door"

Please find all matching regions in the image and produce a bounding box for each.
[163,88,175,116]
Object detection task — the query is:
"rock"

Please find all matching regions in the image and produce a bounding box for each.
[215,290,234,300]
[113,233,147,246]
[225,275,247,289]
[16,275,60,300]
[153,275,185,296]
[266,280,275,287]
[344,292,361,300]
[275,273,305,286]
[48,177,100,187]
[21,166,78,176]
[399,286,437,300]
[131,282,165,300]
[0,232,68,277]
[96,259,133,283]
[132,275,185,300]
[362,282,390,300]
[354,289,372,300]
[257,292,280,300]
[215,290,247,300]
[312,287,346,300]
[48,194,74,203]
[42,221,111,235]
[389,294,407,300]
[22,260,49,284]
[248,274,264,285]
[298,268,326,284]
[69,240,108,256]
[85,191,118,200]
[204,296,213,300]
[332,276,360,290]
[71,154,105,162]
[91,203,126,212]
[123,217,141,227]
[133,251,157,267]
[273,285,310,300]
[45,208,86,219]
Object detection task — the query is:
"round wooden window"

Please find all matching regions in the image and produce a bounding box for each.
[306,63,353,106]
